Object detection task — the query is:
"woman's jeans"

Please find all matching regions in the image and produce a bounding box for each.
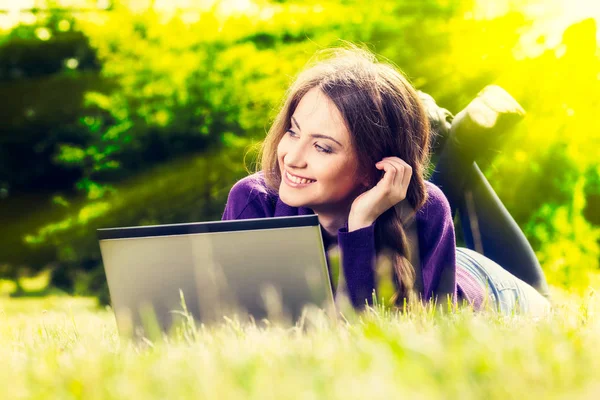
[456,248,551,316]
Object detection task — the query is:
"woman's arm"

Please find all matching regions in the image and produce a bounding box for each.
[338,187,458,310]
[417,182,457,306]
[337,223,377,309]
[339,157,412,308]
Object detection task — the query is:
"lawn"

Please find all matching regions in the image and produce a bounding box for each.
[1,288,599,400]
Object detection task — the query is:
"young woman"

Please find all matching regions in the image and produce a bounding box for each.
[222,46,551,316]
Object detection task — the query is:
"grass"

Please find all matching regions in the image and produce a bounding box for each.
[0,288,599,399]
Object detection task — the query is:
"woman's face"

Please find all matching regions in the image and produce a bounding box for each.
[277,87,366,213]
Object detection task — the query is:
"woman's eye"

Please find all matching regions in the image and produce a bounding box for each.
[315,144,333,154]
[286,129,331,154]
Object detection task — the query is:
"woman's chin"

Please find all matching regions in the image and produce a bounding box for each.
[279,186,310,208]
[279,190,298,207]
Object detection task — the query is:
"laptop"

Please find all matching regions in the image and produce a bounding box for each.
[97,215,335,336]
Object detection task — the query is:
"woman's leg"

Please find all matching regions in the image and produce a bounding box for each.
[429,117,551,299]
[457,248,551,316]
[457,164,550,298]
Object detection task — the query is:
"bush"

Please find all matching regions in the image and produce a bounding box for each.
[27,146,252,301]
[2,0,599,297]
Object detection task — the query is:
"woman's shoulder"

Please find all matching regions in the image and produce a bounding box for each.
[420,180,452,218]
[230,171,270,194]
[223,171,279,220]
[228,171,279,203]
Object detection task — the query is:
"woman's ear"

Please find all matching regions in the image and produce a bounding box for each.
[357,164,373,188]
[360,173,371,189]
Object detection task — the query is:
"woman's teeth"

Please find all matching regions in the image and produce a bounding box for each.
[286,171,315,184]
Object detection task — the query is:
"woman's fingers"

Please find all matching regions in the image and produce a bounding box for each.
[375,157,412,205]
[350,157,411,223]
[381,157,412,189]
[395,159,412,189]
[384,158,407,184]
[375,160,397,192]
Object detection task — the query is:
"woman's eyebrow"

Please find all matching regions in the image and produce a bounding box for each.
[291,116,343,147]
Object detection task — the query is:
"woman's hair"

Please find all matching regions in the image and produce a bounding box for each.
[259,45,431,303]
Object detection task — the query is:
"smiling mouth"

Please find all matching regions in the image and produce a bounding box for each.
[285,170,316,185]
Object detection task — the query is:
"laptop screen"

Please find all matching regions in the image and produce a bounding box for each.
[98,215,334,335]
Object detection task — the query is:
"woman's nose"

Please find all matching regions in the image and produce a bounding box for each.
[283,143,307,168]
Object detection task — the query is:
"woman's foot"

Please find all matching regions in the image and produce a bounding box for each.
[449,85,526,162]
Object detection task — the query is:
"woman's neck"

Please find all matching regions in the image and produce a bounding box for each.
[314,211,348,244]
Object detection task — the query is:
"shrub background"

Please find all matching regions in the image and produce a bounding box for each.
[0,0,598,300]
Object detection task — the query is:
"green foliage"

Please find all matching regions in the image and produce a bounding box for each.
[486,18,600,291]
[0,6,105,199]
[71,0,437,184]
[25,147,250,299]
[0,6,98,80]
[0,0,599,296]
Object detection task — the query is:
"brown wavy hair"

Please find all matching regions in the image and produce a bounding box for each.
[258,45,431,303]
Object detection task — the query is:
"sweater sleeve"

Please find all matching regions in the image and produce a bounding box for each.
[324,182,458,310]
[418,182,457,306]
[221,174,275,220]
[337,223,377,309]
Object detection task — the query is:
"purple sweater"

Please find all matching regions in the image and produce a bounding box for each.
[222,173,483,309]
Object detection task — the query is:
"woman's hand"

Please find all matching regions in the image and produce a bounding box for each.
[348,157,412,231]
